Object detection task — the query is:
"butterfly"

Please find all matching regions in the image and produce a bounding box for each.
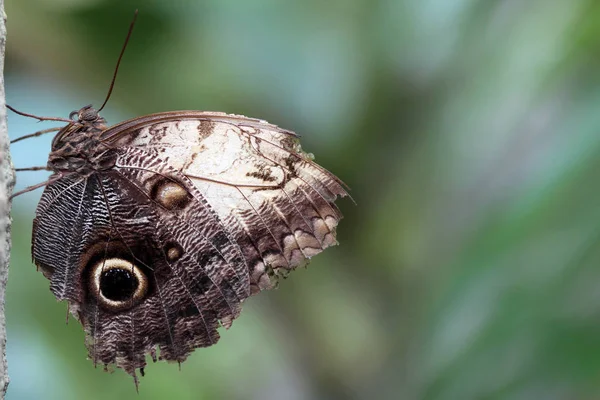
[10,11,349,386]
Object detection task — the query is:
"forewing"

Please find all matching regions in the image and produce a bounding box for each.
[109,112,349,292]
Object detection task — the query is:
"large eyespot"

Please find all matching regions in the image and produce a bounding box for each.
[89,258,149,311]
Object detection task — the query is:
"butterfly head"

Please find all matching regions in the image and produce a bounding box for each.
[69,104,107,126]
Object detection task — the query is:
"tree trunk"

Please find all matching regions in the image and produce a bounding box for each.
[0,0,11,397]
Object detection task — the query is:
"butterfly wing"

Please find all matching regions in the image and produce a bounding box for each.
[33,169,244,377]
[32,112,348,378]
[106,112,349,291]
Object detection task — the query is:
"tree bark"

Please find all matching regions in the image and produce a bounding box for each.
[0,0,11,397]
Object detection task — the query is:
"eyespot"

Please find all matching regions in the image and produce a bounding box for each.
[151,179,191,210]
[165,242,184,262]
[88,258,149,311]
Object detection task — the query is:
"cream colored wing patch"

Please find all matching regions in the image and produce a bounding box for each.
[113,113,348,292]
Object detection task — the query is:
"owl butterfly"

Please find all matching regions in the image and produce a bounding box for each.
[10,11,349,386]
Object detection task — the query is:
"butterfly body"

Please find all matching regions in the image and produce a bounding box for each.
[47,106,112,174]
[29,105,349,379]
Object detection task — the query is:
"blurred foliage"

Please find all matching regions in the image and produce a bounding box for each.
[6,0,600,399]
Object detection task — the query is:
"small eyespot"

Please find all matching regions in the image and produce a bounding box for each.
[89,258,149,311]
[165,242,184,262]
[151,179,191,210]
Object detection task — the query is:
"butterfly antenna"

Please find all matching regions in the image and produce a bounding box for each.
[98,9,138,112]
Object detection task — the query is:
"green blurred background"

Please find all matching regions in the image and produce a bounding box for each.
[6,0,600,399]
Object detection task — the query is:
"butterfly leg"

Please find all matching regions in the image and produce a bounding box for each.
[10,127,61,144]
[15,166,50,171]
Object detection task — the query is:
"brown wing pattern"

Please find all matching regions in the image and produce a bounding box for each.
[32,112,348,380]
[110,113,349,289]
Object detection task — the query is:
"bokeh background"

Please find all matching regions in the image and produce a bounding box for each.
[5,0,600,399]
